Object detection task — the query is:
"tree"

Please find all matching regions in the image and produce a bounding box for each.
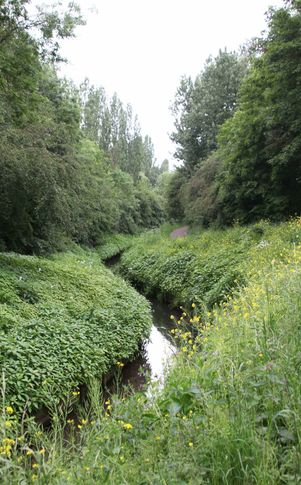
[218,3,301,222]
[171,50,247,173]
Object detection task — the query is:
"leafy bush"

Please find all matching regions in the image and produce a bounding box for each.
[0,249,152,411]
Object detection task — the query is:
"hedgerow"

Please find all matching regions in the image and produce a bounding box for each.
[0,249,152,412]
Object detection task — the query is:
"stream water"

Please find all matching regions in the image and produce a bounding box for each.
[105,255,178,394]
[117,298,178,393]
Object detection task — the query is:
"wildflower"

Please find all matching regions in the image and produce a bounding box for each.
[39,448,45,455]
[2,438,15,446]
[182,346,187,353]
[116,361,124,367]
[192,303,196,308]
[170,315,175,320]
[32,463,39,469]
[26,450,34,456]
[77,424,82,429]
[258,352,264,358]
[5,406,14,415]
[155,436,161,440]
[67,419,74,425]
[84,467,90,471]
[5,421,12,428]
[81,419,88,425]
[123,423,133,430]
[32,475,38,481]
[188,442,194,447]
[105,399,110,405]
[120,455,125,463]
[72,391,80,396]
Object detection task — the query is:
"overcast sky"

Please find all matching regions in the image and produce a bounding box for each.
[57,0,285,166]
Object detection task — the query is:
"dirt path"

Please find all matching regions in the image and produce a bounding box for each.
[170,226,189,239]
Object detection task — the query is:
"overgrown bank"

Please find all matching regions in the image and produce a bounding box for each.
[1,220,301,483]
[0,249,152,413]
[119,220,301,308]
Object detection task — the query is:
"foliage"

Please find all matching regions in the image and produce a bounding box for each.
[0,249,152,412]
[171,50,247,173]
[97,234,133,261]
[2,220,301,483]
[217,4,301,223]
[180,152,222,226]
[0,5,165,253]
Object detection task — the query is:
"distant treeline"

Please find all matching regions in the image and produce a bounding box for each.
[0,0,168,253]
[167,0,301,226]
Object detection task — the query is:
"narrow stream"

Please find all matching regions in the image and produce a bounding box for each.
[119,298,178,393]
[104,254,179,393]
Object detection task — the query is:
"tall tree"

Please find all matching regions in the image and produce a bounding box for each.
[171,50,247,173]
[218,2,301,222]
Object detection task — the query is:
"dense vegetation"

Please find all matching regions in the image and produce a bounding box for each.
[1,1,301,484]
[0,248,151,412]
[2,219,301,483]
[167,0,301,226]
[0,0,166,254]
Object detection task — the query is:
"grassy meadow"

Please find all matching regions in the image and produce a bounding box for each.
[1,219,301,483]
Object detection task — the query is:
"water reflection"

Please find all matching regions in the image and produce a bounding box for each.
[118,298,178,393]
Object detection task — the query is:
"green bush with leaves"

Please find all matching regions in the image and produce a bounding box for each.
[0,249,152,412]
[120,220,301,309]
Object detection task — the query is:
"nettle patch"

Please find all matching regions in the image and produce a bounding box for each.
[0,250,152,412]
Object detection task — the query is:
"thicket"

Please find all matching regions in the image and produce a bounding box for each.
[0,249,152,412]
[0,1,166,254]
[168,1,301,226]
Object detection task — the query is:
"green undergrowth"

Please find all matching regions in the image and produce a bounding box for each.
[0,248,152,413]
[1,220,301,483]
[97,234,134,261]
[119,220,301,308]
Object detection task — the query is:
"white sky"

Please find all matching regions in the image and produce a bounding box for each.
[56,0,285,166]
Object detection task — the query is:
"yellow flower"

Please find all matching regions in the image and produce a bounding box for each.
[5,421,12,428]
[123,423,133,430]
[170,315,175,320]
[72,391,80,396]
[32,463,39,469]
[192,303,196,308]
[67,419,74,425]
[119,455,125,463]
[26,450,34,456]
[117,361,124,367]
[155,436,161,440]
[5,406,14,415]
[81,419,88,425]
[2,438,15,446]
[188,442,194,447]
[39,448,45,455]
